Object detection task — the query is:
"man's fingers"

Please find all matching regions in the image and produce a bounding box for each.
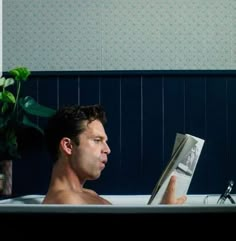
[176,195,187,204]
[161,175,187,204]
[161,175,176,204]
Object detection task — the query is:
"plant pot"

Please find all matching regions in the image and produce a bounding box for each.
[0,160,12,196]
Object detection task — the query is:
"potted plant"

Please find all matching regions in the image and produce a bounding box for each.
[0,66,56,195]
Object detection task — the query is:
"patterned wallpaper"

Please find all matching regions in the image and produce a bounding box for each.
[3,0,236,71]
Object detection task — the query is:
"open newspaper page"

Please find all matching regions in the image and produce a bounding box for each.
[147,133,205,205]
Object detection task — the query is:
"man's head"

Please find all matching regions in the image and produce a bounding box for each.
[45,104,107,163]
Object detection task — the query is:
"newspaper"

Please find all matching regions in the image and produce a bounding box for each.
[147,133,205,205]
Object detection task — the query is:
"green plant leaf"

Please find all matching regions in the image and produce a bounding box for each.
[19,96,56,117]
[9,66,31,82]
[0,77,15,87]
[0,66,55,160]
[1,102,9,114]
[1,90,16,103]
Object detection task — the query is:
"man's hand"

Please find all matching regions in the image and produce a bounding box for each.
[161,175,187,204]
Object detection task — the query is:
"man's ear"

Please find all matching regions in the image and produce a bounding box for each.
[60,137,73,155]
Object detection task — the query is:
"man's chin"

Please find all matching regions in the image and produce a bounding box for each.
[88,173,101,180]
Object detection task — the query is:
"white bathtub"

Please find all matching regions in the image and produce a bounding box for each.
[0,193,236,206]
[0,193,235,205]
[0,194,235,239]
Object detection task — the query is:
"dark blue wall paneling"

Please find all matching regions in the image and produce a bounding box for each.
[11,71,236,196]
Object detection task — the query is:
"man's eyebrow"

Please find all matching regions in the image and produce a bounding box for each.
[93,135,108,141]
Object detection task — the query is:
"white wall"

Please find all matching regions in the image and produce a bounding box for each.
[3,0,236,71]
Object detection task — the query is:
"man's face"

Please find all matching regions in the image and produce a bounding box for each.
[71,120,111,181]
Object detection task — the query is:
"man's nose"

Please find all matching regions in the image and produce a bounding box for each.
[104,142,111,155]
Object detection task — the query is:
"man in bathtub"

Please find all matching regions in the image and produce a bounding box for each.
[42,104,187,205]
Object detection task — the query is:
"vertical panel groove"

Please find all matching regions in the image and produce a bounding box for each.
[36,77,39,126]
[204,76,207,140]
[183,79,186,132]
[98,77,101,104]
[161,75,165,165]
[77,75,80,105]
[204,76,208,192]
[57,76,59,109]
[226,79,229,164]
[119,76,122,170]
[140,75,143,173]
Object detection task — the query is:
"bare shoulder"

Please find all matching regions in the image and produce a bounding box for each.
[43,189,111,205]
[83,188,98,195]
[43,190,85,204]
[83,188,112,205]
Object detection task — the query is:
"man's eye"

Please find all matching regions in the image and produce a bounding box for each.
[94,139,101,143]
